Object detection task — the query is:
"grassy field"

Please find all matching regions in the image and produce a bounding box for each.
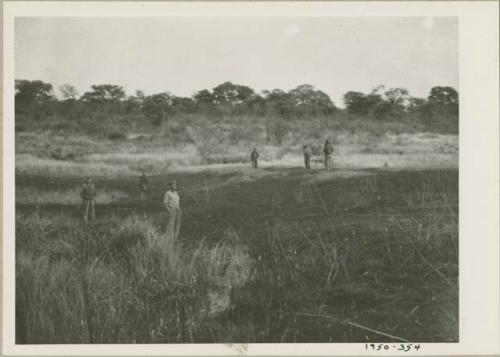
[15,127,458,177]
[15,162,458,343]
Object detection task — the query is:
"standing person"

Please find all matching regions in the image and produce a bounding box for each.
[139,171,148,200]
[80,177,96,222]
[303,145,313,169]
[164,180,182,242]
[251,148,260,168]
[323,139,334,170]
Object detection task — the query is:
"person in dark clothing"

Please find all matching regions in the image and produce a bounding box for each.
[139,171,148,199]
[303,145,313,169]
[251,148,260,168]
[80,177,96,221]
[323,140,334,170]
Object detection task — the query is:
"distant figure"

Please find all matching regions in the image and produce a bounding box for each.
[80,177,96,221]
[323,140,334,170]
[303,145,313,169]
[164,180,182,242]
[251,148,260,168]
[139,171,148,199]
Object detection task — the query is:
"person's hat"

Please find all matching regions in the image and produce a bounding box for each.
[169,180,177,185]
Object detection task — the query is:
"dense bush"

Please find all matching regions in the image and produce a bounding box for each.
[15,80,459,139]
[106,130,127,141]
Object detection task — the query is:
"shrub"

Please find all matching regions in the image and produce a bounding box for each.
[16,186,129,205]
[49,147,76,161]
[107,131,127,141]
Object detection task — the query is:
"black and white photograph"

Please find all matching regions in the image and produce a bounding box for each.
[2,1,499,355]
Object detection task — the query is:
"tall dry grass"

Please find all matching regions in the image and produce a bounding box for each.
[16,212,254,343]
[16,171,458,342]
[16,186,128,205]
[15,114,458,178]
[15,132,458,178]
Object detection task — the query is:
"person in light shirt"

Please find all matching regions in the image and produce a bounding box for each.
[164,180,182,242]
[80,176,96,221]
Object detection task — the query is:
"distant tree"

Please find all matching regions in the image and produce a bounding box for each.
[135,90,145,102]
[193,89,215,105]
[192,89,216,115]
[370,85,386,96]
[54,84,83,119]
[59,84,79,101]
[264,89,294,118]
[384,87,409,105]
[428,86,458,106]
[428,86,459,115]
[15,80,55,120]
[15,80,54,106]
[366,85,390,119]
[343,88,394,119]
[370,99,391,119]
[343,91,370,116]
[143,92,174,125]
[172,96,197,113]
[383,87,411,117]
[406,97,427,114]
[208,82,256,115]
[213,82,237,105]
[235,84,255,103]
[246,94,267,116]
[289,84,335,116]
[425,86,459,132]
[420,102,434,130]
[80,84,126,103]
[212,82,255,105]
[124,90,146,115]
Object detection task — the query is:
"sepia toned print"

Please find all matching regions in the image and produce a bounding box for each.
[14,16,458,344]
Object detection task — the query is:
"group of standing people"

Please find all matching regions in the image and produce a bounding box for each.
[79,173,182,243]
[251,139,335,170]
[79,139,335,241]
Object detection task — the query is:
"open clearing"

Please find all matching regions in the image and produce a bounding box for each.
[16,165,458,343]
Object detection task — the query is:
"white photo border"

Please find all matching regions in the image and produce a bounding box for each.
[3,1,499,356]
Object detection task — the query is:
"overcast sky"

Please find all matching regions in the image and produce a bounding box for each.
[15,17,458,106]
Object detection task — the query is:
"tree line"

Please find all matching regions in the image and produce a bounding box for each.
[15,79,458,131]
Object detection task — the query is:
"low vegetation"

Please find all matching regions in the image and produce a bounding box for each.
[15,122,458,178]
